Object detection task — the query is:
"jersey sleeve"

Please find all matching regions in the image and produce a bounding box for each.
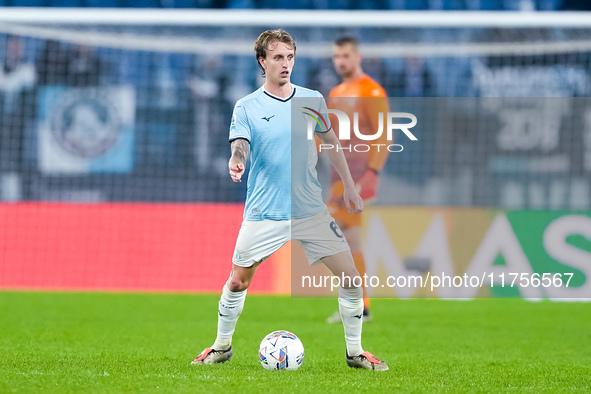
[315,94,332,133]
[229,103,251,142]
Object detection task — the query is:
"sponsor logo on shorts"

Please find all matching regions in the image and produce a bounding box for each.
[330,221,344,239]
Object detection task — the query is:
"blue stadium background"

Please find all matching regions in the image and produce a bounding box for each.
[0,0,580,10]
[1,3,590,208]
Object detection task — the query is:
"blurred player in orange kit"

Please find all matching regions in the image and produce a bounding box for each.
[326,36,390,324]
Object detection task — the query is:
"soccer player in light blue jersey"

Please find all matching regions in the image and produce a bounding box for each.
[192,29,388,371]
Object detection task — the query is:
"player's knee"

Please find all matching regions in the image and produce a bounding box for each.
[227,276,251,292]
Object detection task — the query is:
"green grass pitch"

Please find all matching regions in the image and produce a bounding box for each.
[1,292,590,393]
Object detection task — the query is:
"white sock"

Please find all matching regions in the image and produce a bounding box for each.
[338,287,364,356]
[212,283,246,350]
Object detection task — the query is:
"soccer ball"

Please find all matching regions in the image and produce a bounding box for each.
[258,330,304,371]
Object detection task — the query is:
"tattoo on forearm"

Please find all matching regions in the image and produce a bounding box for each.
[231,139,250,163]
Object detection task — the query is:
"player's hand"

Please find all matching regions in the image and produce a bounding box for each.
[343,183,364,214]
[356,170,379,202]
[229,162,245,183]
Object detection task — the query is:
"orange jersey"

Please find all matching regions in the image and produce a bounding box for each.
[328,74,390,183]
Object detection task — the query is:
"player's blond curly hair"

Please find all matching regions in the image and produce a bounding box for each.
[254,29,296,76]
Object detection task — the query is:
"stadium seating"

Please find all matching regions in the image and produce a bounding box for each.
[121,0,160,7]
[48,0,84,6]
[0,0,563,9]
[85,0,119,6]
[11,0,48,6]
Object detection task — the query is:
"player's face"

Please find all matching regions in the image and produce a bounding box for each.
[260,41,295,86]
[333,43,361,78]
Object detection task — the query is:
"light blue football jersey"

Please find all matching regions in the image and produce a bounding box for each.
[229,85,330,221]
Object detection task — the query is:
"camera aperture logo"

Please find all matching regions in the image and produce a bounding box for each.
[300,107,418,152]
[300,106,330,132]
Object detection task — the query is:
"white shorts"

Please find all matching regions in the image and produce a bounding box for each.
[232,210,350,267]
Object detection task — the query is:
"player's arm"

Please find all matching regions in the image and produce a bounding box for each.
[316,94,336,154]
[228,138,249,183]
[228,102,251,183]
[317,129,363,214]
[356,90,390,201]
[367,92,390,172]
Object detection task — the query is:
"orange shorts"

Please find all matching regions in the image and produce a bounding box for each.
[327,203,363,228]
